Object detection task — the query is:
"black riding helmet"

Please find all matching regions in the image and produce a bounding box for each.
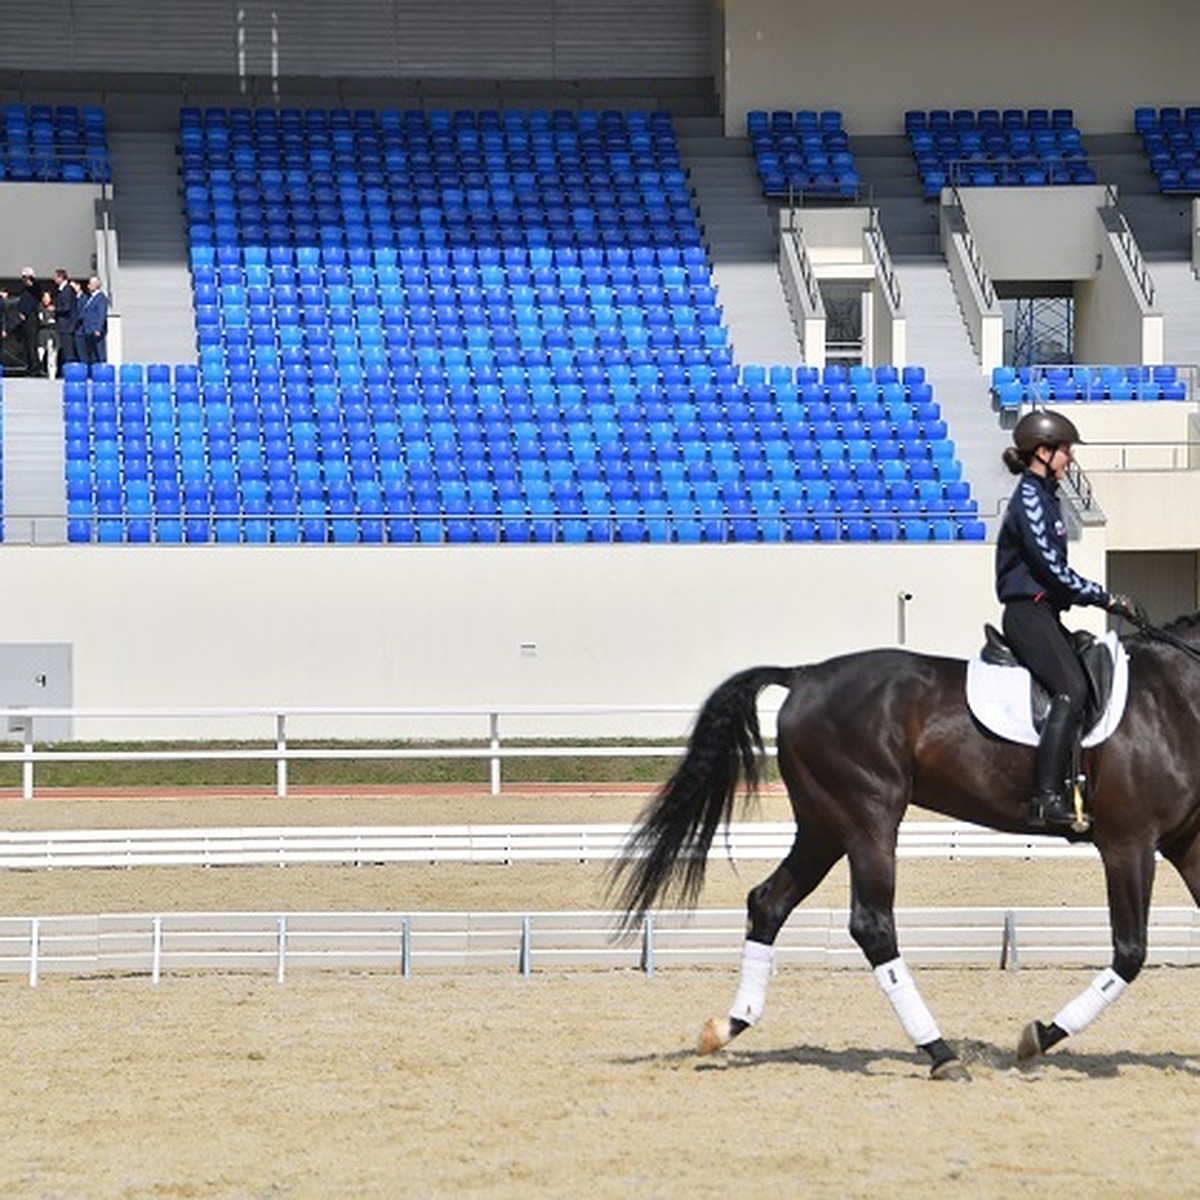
[1012,408,1082,455]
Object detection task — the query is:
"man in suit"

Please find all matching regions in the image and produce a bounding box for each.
[16,267,41,375]
[79,275,109,366]
[52,268,77,376]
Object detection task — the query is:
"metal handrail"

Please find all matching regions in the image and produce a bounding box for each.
[780,209,822,312]
[865,208,902,313]
[947,184,996,309]
[1103,184,1156,308]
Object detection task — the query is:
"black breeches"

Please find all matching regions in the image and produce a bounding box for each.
[1002,599,1089,719]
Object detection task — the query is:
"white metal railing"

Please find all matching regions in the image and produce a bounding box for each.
[865,208,902,313]
[0,703,704,799]
[1103,184,1157,308]
[947,184,997,309]
[0,821,1100,871]
[5,905,1198,983]
[1018,362,1198,403]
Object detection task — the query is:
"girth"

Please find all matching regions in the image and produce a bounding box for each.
[979,623,1115,732]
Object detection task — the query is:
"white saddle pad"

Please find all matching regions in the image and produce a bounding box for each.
[965,630,1129,748]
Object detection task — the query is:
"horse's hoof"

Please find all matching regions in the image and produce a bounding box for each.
[930,1058,971,1082]
[1016,1022,1043,1062]
[698,1017,731,1056]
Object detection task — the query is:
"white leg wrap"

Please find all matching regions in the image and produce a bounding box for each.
[1052,967,1128,1037]
[873,956,942,1047]
[728,940,775,1026]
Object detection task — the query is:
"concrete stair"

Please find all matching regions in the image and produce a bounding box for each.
[2,377,66,544]
[895,260,1010,521]
[851,133,941,259]
[1149,260,1200,366]
[675,116,802,365]
[1086,132,1193,262]
[107,130,196,365]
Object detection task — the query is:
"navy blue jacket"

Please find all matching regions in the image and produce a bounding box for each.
[54,282,77,334]
[995,471,1108,612]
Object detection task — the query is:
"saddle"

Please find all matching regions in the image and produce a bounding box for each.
[965,626,1129,750]
[979,624,1116,733]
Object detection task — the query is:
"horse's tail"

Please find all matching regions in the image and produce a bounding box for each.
[608,664,796,934]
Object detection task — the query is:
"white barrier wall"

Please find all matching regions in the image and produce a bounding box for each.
[0,542,1051,738]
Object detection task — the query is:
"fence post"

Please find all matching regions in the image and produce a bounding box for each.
[276,914,288,983]
[489,712,502,796]
[1000,909,1020,972]
[275,713,288,798]
[20,717,34,801]
[641,913,655,976]
[151,914,163,985]
[400,916,411,978]
[519,915,532,977]
[28,916,39,988]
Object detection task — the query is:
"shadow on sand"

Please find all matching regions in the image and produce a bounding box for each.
[613,1038,1200,1079]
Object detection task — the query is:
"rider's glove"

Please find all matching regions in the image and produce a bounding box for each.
[1106,593,1146,624]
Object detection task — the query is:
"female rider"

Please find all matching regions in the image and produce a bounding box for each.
[995,408,1142,827]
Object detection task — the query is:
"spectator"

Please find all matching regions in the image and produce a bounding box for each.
[37,289,57,378]
[78,274,109,366]
[16,267,41,375]
[52,268,77,376]
[0,288,9,368]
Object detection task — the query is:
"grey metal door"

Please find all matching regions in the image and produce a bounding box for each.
[0,643,73,742]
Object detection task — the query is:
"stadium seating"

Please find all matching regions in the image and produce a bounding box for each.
[65,105,977,545]
[991,363,1188,411]
[1135,106,1200,193]
[906,108,1096,198]
[0,103,109,182]
[747,109,861,199]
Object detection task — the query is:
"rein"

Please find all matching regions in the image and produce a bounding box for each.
[1130,617,1200,664]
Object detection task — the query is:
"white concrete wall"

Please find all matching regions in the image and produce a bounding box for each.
[0,543,1012,738]
[1075,245,1162,369]
[0,184,102,281]
[722,0,1200,135]
[1098,470,1200,551]
[1073,403,1200,550]
[959,187,1107,283]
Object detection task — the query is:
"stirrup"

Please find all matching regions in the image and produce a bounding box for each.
[1032,786,1090,833]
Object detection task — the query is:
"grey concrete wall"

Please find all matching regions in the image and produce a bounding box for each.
[0,184,102,282]
[722,0,1198,134]
[959,187,1107,283]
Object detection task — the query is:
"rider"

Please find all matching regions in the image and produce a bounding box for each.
[995,408,1142,827]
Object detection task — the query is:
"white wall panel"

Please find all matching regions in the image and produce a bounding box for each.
[0,543,1002,739]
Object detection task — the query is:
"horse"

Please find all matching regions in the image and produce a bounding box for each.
[609,615,1200,1081]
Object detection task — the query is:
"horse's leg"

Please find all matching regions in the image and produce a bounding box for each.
[698,827,843,1054]
[1017,839,1155,1061]
[846,837,969,1081]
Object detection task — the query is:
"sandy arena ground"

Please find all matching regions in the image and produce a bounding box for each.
[2,788,1199,1198]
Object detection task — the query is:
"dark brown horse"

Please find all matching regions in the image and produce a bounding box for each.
[611,617,1200,1080]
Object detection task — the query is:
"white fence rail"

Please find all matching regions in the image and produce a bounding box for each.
[0,821,1102,870]
[4,906,1200,984]
[0,702,705,800]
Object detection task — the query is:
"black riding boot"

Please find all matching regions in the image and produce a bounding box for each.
[1032,694,1079,828]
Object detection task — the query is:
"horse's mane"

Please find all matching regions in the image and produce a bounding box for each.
[1159,611,1200,638]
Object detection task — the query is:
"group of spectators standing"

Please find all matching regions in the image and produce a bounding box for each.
[3,267,108,377]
